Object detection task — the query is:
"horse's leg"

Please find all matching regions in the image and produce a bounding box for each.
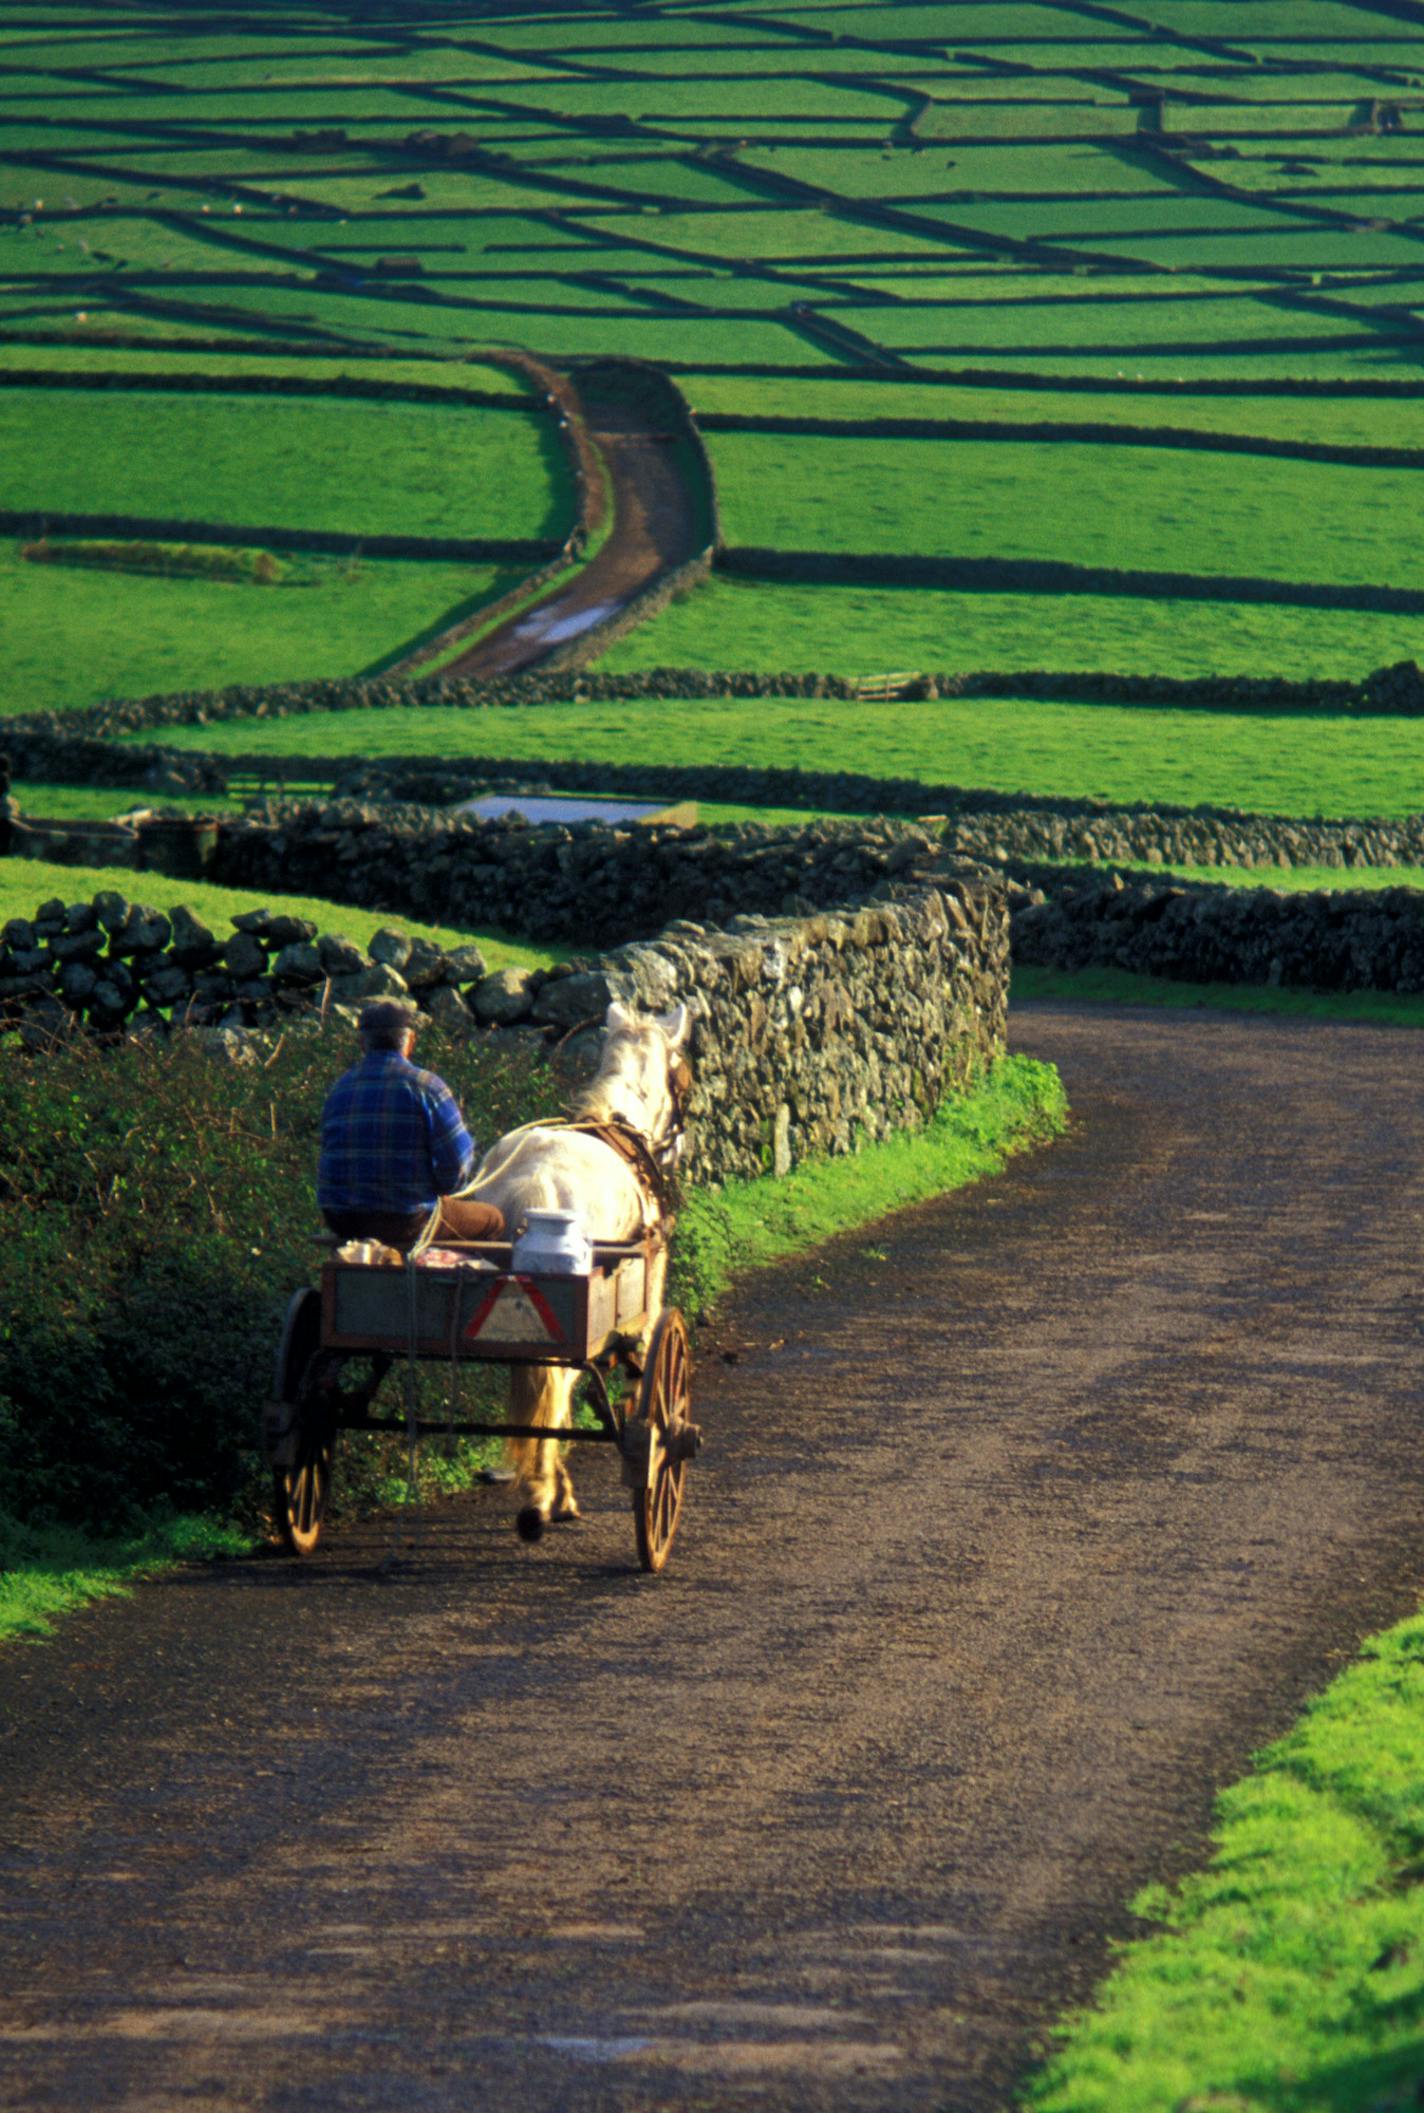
[509,1364,578,1542]
[546,1366,581,1522]
[551,1444,581,1524]
[644,1247,669,1349]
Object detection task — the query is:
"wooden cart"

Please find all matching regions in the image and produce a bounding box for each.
[263,1236,700,1573]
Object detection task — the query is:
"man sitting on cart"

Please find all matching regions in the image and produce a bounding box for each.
[318,999,504,1252]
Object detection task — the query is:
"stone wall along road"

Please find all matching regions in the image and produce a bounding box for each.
[4,1005,1424,2110]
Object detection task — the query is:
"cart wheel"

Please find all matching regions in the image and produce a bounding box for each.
[269,1288,339,1557]
[628,1308,698,1574]
[273,1404,336,1558]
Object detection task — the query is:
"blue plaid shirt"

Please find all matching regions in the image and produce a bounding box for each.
[318,1050,476,1216]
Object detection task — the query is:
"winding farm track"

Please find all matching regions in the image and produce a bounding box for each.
[5,1003,1424,2111]
[435,359,708,681]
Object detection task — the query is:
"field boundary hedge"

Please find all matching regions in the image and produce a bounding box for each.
[671,361,1424,398]
[717,547,1424,616]
[12,663,1424,768]
[18,333,1424,399]
[0,368,537,414]
[696,409,1424,471]
[0,511,559,565]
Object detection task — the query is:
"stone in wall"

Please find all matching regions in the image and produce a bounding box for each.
[0,894,489,1040]
[1008,871,1424,993]
[206,804,950,952]
[597,879,1008,1187]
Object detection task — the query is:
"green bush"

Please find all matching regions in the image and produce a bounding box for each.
[21,538,289,585]
[0,1025,555,1531]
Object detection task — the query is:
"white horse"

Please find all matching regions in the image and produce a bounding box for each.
[463,999,692,1540]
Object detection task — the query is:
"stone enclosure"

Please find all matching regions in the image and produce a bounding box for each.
[0,808,1011,1189]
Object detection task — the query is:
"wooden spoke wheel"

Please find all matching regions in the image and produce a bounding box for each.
[628,1308,699,1574]
[274,1402,336,1558]
[269,1287,341,1557]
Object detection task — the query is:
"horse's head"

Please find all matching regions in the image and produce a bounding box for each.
[576,999,693,1164]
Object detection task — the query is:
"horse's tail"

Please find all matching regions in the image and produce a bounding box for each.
[508,1364,572,1542]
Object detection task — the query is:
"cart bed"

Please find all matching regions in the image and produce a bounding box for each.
[320,1238,654,1366]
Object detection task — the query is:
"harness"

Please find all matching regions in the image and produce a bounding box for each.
[560,1117,678,1233]
[463,1052,691,1237]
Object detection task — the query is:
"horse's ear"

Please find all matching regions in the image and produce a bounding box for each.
[657,1002,692,1051]
[604,999,636,1035]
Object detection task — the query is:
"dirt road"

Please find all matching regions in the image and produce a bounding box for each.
[439,360,708,681]
[4,1004,1424,2111]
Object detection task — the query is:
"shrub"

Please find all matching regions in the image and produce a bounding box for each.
[0,1024,555,1530]
[20,537,290,586]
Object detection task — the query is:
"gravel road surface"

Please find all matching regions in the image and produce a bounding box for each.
[4,1002,1423,2112]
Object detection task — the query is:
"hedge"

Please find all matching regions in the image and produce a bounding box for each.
[695,410,1424,472]
[0,511,559,565]
[0,1023,553,1529]
[0,368,537,414]
[716,548,1424,616]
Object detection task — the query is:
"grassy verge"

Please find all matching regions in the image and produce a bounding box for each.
[1020,1610,1424,2113]
[1012,963,1424,1030]
[2,1054,1065,1644]
[0,1510,251,1643]
[671,1053,1067,1318]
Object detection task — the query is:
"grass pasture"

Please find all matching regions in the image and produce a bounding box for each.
[599,574,1424,683]
[0,387,565,543]
[708,430,1424,593]
[0,542,519,713]
[5,0,1411,718]
[137,693,1424,822]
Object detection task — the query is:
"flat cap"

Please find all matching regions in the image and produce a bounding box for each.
[358,998,418,1039]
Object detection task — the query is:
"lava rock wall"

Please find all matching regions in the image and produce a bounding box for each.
[599,882,1008,1183]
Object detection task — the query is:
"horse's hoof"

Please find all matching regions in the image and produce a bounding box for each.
[516,1506,547,1544]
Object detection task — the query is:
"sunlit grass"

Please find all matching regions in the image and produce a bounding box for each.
[1012,963,1424,1029]
[0,1511,250,1643]
[136,695,1424,822]
[1021,1610,1424,2112]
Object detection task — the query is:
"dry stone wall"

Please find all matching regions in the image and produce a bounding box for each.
[1007,870,1424,993]
[207,804,942,950]
[0,814,1011,1189]
[602,884,1007,1183]
[0,891,491,1047]
[316,758,1424,874]
[4,659,1416,759]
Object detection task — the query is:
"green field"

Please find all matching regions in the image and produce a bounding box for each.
[0,388,565,542]
[0,543,517,713]
[2,0,1419,722]
[137,694,1424,821]
[599,575,1424,680]
[686,372,1424,452]
[709,430,1424,589]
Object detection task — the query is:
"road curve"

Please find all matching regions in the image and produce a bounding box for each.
[438,359,709,681]
[4,1003,1424,2111]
